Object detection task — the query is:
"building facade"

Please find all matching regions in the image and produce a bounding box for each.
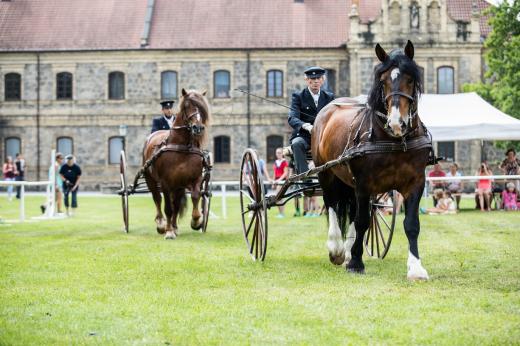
[0,0,493,189]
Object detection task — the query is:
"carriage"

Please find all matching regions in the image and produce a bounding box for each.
[239,146,399,261]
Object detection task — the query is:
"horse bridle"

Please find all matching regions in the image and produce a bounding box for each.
[377,81,418,138]
[171,108,205,136]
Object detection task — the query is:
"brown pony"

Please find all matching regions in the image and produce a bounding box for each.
[312,41,432,279]
[143,89,210,239]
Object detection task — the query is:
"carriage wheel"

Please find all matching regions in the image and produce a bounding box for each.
[239,149,268,261]
[364,191,397,259]
[119,150,130,233]
[200,172,212,233]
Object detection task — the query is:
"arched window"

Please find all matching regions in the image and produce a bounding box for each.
[323,69,336,94]
[266,135,284,162]
[4,73,21,101]
[108,71,125,100]
[161,71,178,99]
[389,1,400,25]
[266,70,283,97]
[437,66,454,94]
[214,70,230,98]
[57,137,73,156]
[5,137,21,159]
[214,136,230,163]
[56,72,73,100]
[108,137,125,164]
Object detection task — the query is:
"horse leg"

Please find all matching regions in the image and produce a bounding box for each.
[190,179,203,230]
[319,172,355,265]
[145,173,166,234]
[404,186,429,280]
[170,189,187,237]
[163,190,176,240]
[346,189,370,274]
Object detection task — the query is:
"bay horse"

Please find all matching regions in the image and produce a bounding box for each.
[312,41,432,279]
[143,89,210,239]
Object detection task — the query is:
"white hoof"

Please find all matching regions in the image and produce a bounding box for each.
[407,252,429,280]
[327,208,344,265]
[164,230,176,240]
[343,222,356,264]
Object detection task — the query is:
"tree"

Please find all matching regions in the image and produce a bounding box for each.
[464,0,520,150]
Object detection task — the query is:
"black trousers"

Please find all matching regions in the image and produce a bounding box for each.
[291,136,310,174]
[15,175,24,199]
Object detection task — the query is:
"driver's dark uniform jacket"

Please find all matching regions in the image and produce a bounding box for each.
[288,88,335,173]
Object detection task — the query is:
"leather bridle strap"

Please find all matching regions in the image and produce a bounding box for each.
[385,91,414,101]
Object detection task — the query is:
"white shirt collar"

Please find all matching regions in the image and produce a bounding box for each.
[308,87,320,105]
[163,114,174,128]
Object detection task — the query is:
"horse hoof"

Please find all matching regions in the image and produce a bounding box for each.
[346,267,365,275]
[346,259,365,274]
[156,227,166,234]
[329,253,345,266]
[164,231,176,240]
[191,218,203,231]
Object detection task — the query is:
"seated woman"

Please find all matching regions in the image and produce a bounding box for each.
[475,162,493,212]
[446,163,463,210]
[502,182,519,211]
[426,190,457,215]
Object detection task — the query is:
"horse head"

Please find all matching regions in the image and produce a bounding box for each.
[368,40,422,137]
[178,88,210,140]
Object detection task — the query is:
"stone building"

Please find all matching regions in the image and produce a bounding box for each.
[0,0,492,189]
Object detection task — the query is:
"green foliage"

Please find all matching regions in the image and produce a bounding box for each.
[464,1,520,152]
[0,196,519,344]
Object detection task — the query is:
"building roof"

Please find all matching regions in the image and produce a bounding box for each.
[0,0,491,52]
[0,0,147,51]
[447,0,492,37]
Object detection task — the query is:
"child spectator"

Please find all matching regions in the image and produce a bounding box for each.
[273,148,288,218]
[475,162,493,212]
[425,190,456,215]
[2,156,17,202]
[502,182,519,211]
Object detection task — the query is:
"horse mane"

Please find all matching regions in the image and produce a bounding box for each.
[366,48,423,113]
[177,89,211,146]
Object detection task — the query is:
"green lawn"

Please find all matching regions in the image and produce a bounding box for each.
[0,194,519,345]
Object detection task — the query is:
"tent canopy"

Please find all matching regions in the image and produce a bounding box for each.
[355,92,520,141]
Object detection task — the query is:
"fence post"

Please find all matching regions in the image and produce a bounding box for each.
[19,184,25,222]
[222,184,227,219]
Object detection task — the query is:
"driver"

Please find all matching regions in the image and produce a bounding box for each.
[151,100,176,133]
[288,66,335,173]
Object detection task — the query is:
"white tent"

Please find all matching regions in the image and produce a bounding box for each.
[418,92,520,141]
[355,92,520,141]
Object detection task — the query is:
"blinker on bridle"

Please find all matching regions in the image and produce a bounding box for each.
[171,108,205,136]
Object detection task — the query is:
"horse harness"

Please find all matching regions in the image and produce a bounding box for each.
[288,106,434,183]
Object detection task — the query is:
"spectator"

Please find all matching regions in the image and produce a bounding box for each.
[425,190,457,215]
[428,163,446,205]
[2,156,17,202]
[501,182,519,211]
[51,153,64,213]
[272,148,288,218]
[14,153,26,199]
[500,148,520,191]
[475,162,493,212]
[59,155,82,216]
[446,162,463,210]
[257,153,271,194]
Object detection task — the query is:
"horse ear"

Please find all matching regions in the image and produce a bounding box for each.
[182,88,187,96]
[404,40,414,59]
[375,43,388,62]
[201,89,207,96]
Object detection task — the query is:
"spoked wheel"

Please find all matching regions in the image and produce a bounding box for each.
[119,150,130,233]
[239,149,268,261]
[364,191,397,259]
[200,171,212,233]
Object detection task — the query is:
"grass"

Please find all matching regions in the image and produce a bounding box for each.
[0,194,519,345]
